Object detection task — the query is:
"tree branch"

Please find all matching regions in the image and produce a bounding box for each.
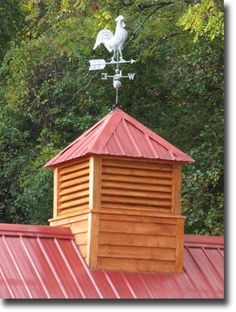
[149,31,182,53]
[119,0,134,7]
[125,2,174,47]
[138,1,174,11]
[138,0,196,10]
[63,72,99,106]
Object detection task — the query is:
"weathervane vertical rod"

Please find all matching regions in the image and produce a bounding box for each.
[115,51,119,107]
[116,87,119,106]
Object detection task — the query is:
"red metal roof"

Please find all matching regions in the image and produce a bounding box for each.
[44,108,194,168]
[0,223,224,299]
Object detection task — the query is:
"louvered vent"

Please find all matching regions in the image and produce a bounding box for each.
[101,158,173,214]
[57,159,90,216]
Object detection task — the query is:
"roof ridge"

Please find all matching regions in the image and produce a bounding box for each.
[184,234,224,246]
[90,108,124,154]
[0,223,73,239]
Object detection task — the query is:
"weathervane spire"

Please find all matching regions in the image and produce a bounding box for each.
[89,15,136,109]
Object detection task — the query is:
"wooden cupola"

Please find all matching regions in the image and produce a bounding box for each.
[44,108,194,273]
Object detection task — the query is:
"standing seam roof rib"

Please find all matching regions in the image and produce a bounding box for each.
[0,223,224,299]
[44,108,194,168]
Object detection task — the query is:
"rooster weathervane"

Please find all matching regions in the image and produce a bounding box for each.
[89,15,136,108]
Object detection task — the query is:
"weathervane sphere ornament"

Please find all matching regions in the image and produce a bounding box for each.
[89,15,136,108]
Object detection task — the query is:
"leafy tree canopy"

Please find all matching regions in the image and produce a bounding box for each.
[0,0,223,235]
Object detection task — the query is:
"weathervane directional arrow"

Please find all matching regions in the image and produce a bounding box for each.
[89,58,136,71]
[89,15,136,108]
[89,59,106,71]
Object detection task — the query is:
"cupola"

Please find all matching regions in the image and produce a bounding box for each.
[44,108,194,273]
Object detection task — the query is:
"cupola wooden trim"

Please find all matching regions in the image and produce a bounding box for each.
[86,156,101,268]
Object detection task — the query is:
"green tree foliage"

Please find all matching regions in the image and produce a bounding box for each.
[0,0,223,235]
[178,0,224,42]
[0,0,26,61]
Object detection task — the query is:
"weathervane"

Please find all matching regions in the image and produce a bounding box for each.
[89,15,136,108]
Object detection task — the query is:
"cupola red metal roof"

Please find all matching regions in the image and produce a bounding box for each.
[44,108,194,168]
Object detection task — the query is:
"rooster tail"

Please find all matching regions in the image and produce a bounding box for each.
[93,29,113,52]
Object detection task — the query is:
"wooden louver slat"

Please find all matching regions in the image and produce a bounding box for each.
[102,174,172,186]
[101,181,172,193]
[102,158,173,171]
[102,195,171,207]
[101,188,172,199]
[102,166,172,178]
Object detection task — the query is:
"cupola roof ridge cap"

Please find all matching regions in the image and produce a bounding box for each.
[89,107,125,153]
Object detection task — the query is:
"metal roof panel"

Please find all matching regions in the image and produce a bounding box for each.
[0,223,223,299]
